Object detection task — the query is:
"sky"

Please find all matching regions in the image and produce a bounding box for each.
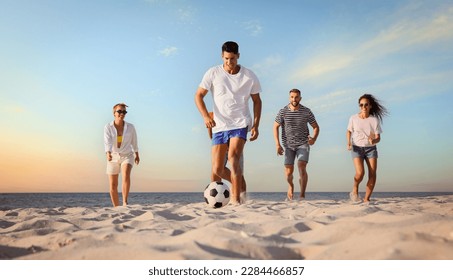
[1,0,452,193]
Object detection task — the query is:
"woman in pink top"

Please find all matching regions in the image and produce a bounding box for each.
[347,94,388,203]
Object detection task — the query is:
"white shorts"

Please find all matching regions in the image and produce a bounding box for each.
[106,153,134,175]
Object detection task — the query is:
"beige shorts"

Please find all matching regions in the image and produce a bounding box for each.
[106,153,134,175]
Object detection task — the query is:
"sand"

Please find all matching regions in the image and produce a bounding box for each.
[1,195,452,260]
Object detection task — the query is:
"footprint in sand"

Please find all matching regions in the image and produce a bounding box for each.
[0,220,15,229]
[154,210,194,221]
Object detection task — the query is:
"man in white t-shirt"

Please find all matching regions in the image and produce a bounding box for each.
[195,41,262,204]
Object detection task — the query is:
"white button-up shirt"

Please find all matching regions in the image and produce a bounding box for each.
[104,121,139,155]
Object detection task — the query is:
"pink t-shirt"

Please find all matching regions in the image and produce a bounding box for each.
[347,114,382,147]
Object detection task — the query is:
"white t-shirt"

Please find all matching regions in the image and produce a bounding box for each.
[199,64,261,133]
[347,114,382,147]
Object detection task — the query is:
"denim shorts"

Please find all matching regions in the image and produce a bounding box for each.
[284,144,310,165]
[351,145,378,159]
[212,127,248,145]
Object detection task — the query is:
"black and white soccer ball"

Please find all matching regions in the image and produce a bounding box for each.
[203,181,230,208]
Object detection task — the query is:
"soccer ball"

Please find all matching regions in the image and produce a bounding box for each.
[204,181,230,208]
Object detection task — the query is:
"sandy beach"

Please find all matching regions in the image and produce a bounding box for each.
[1,194,452,260]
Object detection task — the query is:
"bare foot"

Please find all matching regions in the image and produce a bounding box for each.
[229,199,240,206]
[349,192,361,203]
[240,192,246,204]
[287,187,294,200]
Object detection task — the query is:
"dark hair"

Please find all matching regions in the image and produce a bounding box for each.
[359,94,389,123]
[289,88,301,95]
[222,41,239,54]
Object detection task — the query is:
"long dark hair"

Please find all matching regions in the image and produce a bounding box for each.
[359,94,389,123]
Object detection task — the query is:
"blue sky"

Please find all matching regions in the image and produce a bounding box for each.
[1,0,452,193]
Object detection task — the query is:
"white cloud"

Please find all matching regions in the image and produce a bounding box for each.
[304,89,358,114]
[290,5,453,82]
[243,20,263,36]
[291,54,354,81]
[251,54,283,77]
[358,7,453,56]
[177,7,196,24]
[144,1,196,24]
[159,46,178,57]
[303,70,453,115]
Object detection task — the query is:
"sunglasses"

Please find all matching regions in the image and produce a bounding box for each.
[359,103,369,108]
[116,110,128,114]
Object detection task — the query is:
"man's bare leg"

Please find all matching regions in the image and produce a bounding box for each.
[211,143,229,182]
[285,165,294,200]
[297,161,308,199]
[228,137,246,204]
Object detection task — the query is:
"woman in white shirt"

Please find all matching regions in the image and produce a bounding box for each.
[347,94,388,203]
[104,103,140,206]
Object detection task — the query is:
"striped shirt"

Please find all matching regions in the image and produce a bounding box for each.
[275,105,316,149]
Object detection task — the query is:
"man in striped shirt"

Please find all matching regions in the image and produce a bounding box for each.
[273,89,320,200]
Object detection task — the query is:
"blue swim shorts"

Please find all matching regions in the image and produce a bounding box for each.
[284,144,310,165]
[351,145,378,159]
[212,127,248,145]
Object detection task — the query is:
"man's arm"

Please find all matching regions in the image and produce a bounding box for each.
[250,93,262,141]
[308,121,320,145]
[207,112,214,139]
[273,121,284,155]
[195,87,215,128]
